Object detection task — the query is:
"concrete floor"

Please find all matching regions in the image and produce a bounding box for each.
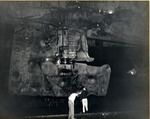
[11,111,148,119]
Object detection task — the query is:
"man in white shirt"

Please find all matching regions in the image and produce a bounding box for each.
[68,90,82,119]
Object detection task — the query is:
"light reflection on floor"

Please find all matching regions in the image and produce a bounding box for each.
[24,111,148,119]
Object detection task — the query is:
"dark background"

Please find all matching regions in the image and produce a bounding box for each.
[0,1,149,119]
[0,22,149,119]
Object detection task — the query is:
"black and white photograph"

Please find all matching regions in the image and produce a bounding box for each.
[0,1,149,119]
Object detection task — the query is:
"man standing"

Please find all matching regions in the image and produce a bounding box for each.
[80,87,88,113]
[68,90,82,119]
